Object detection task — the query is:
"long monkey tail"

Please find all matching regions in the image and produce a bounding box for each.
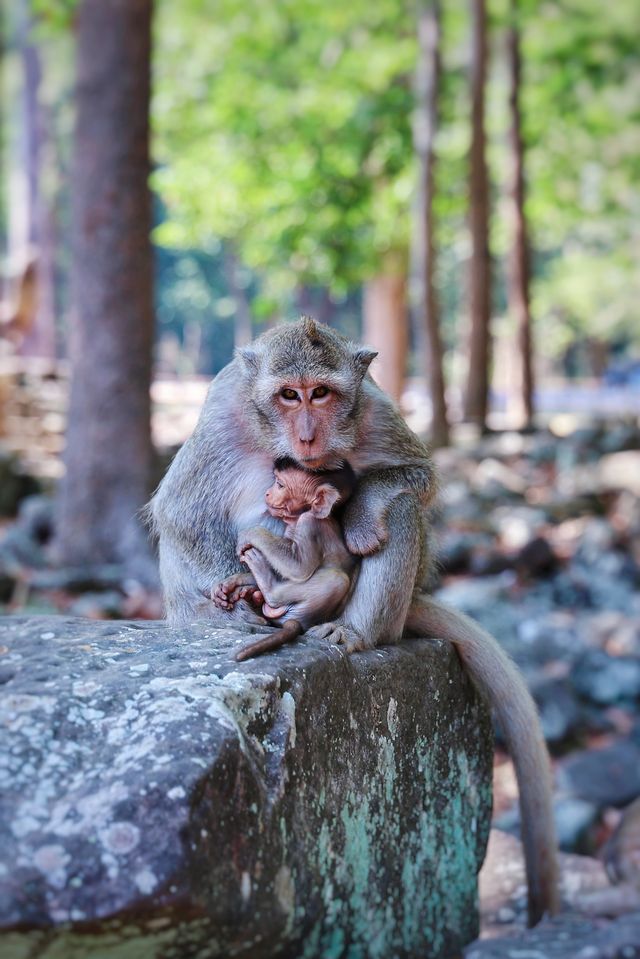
[235,620,303,662]
[405,595,559,927]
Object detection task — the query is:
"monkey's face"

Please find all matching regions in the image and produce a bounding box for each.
[272,383,343,469]
[265,468,340,522]
[238,317,378,468]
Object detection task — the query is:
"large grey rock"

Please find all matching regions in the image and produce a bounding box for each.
[0,616,493,959]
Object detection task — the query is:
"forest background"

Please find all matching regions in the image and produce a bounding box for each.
[0,0,638,611]
[2,0,640,934]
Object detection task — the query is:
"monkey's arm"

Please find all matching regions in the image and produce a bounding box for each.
[238,516,322,583]
[345,386,437,556]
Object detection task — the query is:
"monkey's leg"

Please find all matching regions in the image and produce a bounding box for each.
[234,569,351,662]
[159,533,268,629]
[337,494,420,653]
[285,569,352,629]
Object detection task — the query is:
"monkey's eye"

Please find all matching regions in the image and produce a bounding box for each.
[276,480,284,489]
[311,386,329,399]
[280,388,299,401]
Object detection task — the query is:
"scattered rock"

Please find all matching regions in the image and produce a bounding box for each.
[558,740,640,809]
[0,450,41,517]
[554,798,601,854]
[599,451,640,497]
[495,797,600,855]
[16,494,54,544]
[516,535,558,578]
[67,590,128,619]
[573,650,640,705]
[466,912,640,958]
[472,458,527,500]
[477,829,611,939]
[584,612,640,657]
[602,797,640,886]
[529,677,585,747]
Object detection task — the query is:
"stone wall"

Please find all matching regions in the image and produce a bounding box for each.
[0,616,493,958]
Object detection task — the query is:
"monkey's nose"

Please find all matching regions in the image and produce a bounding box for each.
[298,411,315,444]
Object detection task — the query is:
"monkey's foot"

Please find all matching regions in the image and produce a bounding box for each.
[200,598,270,631]
[212,584,234,610]
[227,585,264,608]
[306,622,369,653]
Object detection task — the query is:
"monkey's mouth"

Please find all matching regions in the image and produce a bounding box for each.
[267,506,308,523]
[297,454,327,469]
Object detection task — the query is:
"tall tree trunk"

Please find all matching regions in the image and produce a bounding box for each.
[16,0,57,359]
[411,0,449,447]
[56,0,156,582]
[296,285,337,328]
[463,0,492,429]
[507,5,534,429]
[362,265,408,404]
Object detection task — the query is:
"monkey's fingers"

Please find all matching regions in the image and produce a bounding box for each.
[231,585,264,608]
[212,586,233,609]
[235,620,303,662]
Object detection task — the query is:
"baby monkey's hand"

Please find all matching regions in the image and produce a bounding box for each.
[212,574,264,611]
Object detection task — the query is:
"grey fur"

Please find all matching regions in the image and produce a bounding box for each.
[148,316,557,922]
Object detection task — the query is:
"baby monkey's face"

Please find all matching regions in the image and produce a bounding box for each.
[265,467,340,523]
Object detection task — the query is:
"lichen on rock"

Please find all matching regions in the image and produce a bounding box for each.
[0,616,493,958]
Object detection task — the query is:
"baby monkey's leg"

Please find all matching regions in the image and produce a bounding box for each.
[242,547,289,618]
[236,568,353,662]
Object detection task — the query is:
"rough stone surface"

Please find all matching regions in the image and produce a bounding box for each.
[0,616,493,959]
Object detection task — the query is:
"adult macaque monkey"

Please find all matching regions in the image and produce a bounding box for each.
[150,316,558,925]
[213,459,357,661]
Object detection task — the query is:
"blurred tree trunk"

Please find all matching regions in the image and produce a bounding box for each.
[16,1,57,359]
[296,285,337,328]
[411,0,449,447]
[463,0,492,430]
[507,6,534,429]
[55,0,156,583]
[363,263,408,404]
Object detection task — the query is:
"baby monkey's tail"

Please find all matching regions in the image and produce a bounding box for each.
[235,619,303,662]
[405,595,559,927]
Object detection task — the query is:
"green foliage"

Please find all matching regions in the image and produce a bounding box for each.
[153,0,418,304]
[30,0,76,32]
[13,0,640,370]
[521,0,640,347]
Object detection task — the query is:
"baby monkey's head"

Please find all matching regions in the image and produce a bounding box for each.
[265,459,356,524]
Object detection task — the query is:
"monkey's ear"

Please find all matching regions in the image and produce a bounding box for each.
[311,484,341,519]
[301,315,320,338]
[237,346,261,376]
[352,348,378,378]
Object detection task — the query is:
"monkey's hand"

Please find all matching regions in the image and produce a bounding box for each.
[341,481,390,556]
[198,587,270,630]
[306,621,370,654]
[213,580,264,611]
[212,572,262,611]
[236,525,270,559]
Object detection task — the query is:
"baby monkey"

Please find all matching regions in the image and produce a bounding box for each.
[213,459,357,661]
